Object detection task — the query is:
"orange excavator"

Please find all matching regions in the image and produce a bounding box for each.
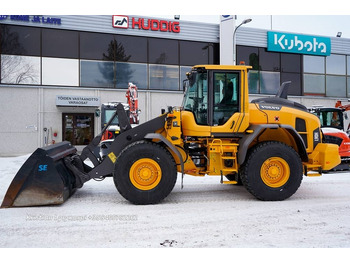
[126,82,139,125]
[311,101,350,170]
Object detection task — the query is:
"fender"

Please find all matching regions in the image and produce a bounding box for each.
[87,114,167,179]
[144,133,185,187]
[144,133,184,176]
[238,124,308,165]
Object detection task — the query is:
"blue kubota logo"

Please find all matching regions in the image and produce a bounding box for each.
[38,165,48,172]
[267,31,331,56]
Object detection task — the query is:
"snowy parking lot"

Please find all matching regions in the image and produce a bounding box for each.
[0,154,350,249]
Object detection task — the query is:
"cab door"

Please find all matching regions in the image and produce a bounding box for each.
[209,70,247,136]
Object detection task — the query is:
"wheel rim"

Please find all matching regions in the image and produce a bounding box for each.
[129,158,162,191]
[260,157,290,188]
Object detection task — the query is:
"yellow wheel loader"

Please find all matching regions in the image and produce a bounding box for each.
[1,65,341,207]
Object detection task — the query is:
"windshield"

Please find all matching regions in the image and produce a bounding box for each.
[182,71,208,125]
[102,107,130,127]
[104,109,120,126]
[319,110,344,130]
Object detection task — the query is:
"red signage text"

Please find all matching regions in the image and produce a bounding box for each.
[132,18,180,33]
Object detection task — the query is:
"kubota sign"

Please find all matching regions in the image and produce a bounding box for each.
[112,15,180,33]
[267,31,331,56]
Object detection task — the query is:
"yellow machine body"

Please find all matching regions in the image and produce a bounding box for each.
[161,65,340,178]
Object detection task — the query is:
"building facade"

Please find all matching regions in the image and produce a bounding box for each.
[1,15,350,155]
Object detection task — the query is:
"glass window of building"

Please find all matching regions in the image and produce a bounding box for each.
[1,54,40,84]
[115,35,147,63]
[236,46,259,70]
[303,74,325,95]
[179,41,210,66]
[347,56,350,75]
[326,54,346,75]
[281,53,301,73]
[80,60,115,88]
[116,62,148,89]
[80,32,114,60]
[149,64,179,90]
[281,72,301,96]
[326,75,346,97]
[180,66,192,83]
[42,29,78,59]
[148,38,178,65]
[42,57,79,86]
[209,43,219,64]
[0,25,40,56]
[259,48,280,71]
[259,71,280,94]
[303,55,325,74]
[248,70,259,94]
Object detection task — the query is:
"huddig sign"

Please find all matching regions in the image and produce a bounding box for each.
[113,15,180,33]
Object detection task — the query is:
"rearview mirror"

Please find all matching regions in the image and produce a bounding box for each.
[183,79,189,92]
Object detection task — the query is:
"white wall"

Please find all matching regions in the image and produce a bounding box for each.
[0,86,184,156]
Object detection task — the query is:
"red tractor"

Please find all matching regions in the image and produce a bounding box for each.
[311,101,350,170]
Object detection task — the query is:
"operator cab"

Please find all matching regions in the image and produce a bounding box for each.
[182,66,242,128]
[312,108,344,130]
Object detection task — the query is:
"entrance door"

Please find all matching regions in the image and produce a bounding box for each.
[62,113,94,145]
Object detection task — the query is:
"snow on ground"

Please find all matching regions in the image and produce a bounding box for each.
[0,154,350,249]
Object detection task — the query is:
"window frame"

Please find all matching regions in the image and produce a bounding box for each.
[209,70,241,126]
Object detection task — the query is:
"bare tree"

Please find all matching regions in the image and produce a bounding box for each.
[0,25,40,84]
[1,55,39,84]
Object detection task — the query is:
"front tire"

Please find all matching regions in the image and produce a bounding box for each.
[114,140,177,205]
[240,141,303,201]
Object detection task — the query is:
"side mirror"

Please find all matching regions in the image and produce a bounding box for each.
[183,79,189,92]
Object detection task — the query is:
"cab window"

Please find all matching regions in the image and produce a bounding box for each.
[183,72,208,125]
[213,72,239,125]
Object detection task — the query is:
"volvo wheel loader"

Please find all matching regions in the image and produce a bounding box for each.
[1,65,341,208]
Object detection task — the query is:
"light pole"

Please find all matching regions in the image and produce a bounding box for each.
[233,18,252,65]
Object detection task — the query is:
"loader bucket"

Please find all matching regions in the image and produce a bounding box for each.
[1,141,78,208]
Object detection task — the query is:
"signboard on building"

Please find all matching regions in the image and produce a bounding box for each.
[56,95,100,107]
[112,15,180,33]
[267,31,331,56]
[0,15,61,25]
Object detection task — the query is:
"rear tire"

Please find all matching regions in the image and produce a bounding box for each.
[240,141,303,201]
[114,140,177,205]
